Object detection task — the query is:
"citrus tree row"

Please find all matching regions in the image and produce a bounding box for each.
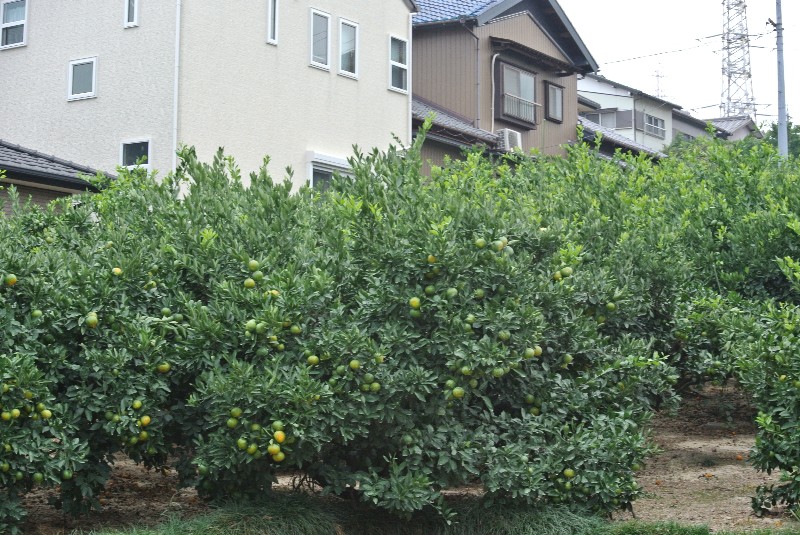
[0,129,679,532]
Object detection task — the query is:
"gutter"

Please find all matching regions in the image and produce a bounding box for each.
[172,0,182,170]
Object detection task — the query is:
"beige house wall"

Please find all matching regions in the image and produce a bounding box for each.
[178,0,413,189]
[0,1,177,175]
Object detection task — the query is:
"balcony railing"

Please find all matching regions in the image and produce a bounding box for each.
[503,93,536,124]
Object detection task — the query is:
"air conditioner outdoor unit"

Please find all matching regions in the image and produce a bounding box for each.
[498,129,523,152]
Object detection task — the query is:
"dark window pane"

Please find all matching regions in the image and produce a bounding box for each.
[123,142,149,166]
[1,24,22,45]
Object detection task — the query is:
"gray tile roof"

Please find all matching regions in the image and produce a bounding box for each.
[413,97,500,145]
[578,117,665,159]
[0,140,105,188]
[707,116,762,138]
[413,0,506,24]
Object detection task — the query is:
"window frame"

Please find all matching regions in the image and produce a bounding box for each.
[544,81,564,123]
[495,60,538,129]
[1,0,28,50]
[388,35,408,93]
[67,56,98,101]
[309,8,330,70]
[124,0,138,28]
[644,113,666,139]
[120,138,151,171]
[266,0,278,45]
[338,18,358,79]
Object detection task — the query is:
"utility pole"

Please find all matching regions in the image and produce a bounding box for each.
[774,0,789,156]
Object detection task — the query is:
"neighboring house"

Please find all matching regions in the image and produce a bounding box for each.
[672,109,718,142]
[708,116,763,141]
[577,73,682,152]
[412,0,598,166]
[0,0,416,190]
[0,140,99,216]
[577,94,662,159]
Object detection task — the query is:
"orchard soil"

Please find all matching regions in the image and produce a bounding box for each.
[21,383,798,534]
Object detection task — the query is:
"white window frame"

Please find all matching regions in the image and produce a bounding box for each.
[120,138,151,171]
[124,0,138,28]
[1,0,28,50]
[306,151,350,190]
[309,8,330,70]
[67,56,98,101]
[388,35,408,93]
[338,18,358,79]
[266,0,278,45]
[644,114,666,139]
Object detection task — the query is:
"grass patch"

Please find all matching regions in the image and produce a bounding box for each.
[80,494,800,535]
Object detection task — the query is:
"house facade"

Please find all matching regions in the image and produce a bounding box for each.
[412,0,597,166]
[577,74,681,152]
[0,0,415,189]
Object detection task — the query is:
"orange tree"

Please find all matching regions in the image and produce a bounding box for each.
[0,131,676,530]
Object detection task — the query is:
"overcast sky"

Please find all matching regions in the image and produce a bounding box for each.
[557,0,797,125]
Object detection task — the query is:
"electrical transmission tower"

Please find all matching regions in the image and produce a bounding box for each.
[720,0,757,117]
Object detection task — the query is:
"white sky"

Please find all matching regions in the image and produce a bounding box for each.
[557,0,798,126]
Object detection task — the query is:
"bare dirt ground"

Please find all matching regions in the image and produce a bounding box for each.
[21,383,800,534]
[613,383,797,532]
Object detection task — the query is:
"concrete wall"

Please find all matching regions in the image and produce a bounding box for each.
[0,1,177,175]
[178,0,413,188]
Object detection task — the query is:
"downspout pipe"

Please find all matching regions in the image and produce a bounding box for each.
[172,0,182,171]
[459,18,481,129]
[490,53,500,133]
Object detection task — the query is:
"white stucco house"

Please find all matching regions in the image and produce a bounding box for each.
[577,73,681,152]
[0,0,416,190]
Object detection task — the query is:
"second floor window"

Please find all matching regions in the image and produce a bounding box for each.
[1,0,27,49]
[545,81,563,123]
[582,111,617,129]
[68,57,97,101]
[122,140,150,170]
[125,0,138,28]
[389,36,407,92]
[645,114,666,139]
[310,9,330,69]
[500,63,536,126]
[339,19,358,77]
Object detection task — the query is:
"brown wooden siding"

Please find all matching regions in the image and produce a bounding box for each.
[1,184,72,216]
[419,139,464,175]
[475,13,569,64]
[413,27,479,123]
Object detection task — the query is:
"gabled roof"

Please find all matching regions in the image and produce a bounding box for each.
[413,97,500,147]
[707,116,763,139]
[413,0,597,73]
[0,139,104,191]
[582,73,682,111]
[579,117,665,159]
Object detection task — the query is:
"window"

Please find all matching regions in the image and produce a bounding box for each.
[389,36,407,92]
[1,0,27,49]
[68,57,97,101]
[121,140,150,170]
[124,0,138,28]
[339,19,358,78]
[267,0,278,44]
[582,111,616,129]
[545,82,563,123]
[311,168,333,191]
[498,63,536,126]
[310,9,330,69]
[644,114,666,139]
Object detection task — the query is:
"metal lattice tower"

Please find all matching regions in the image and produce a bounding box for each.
[720,0,757,117]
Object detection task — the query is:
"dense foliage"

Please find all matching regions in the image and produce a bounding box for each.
[1,125,800,532]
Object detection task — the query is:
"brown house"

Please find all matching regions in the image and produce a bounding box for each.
[412,0,598,167]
